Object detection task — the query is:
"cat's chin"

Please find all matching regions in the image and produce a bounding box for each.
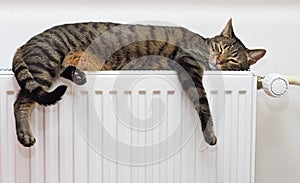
[208,60,222,71]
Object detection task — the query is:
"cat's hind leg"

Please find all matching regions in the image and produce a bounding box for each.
[14,91,36,147]
[60,65,87,85]
[60,50,89,85]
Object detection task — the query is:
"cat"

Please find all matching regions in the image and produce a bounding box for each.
[12,19,266,147]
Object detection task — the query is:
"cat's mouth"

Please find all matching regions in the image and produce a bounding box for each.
[209,56,223,70]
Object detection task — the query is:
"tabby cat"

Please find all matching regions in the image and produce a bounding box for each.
[12,19,266,147]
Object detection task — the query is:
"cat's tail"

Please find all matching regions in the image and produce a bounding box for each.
[12,48,67,106]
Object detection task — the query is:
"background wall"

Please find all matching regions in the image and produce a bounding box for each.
[1,1,300,182]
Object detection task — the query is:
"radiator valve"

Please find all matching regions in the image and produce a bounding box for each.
[262,73,289,98]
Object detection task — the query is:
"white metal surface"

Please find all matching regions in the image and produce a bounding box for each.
[0,71,257,183]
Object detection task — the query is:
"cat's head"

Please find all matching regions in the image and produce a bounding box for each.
[206,19,266,70]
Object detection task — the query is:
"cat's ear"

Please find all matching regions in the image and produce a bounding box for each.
[246,49,266,65]
[221,18,236,38]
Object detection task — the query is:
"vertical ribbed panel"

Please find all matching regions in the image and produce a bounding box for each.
[0,71,256,183]
[31,105,45,183]
[59,92,74,183]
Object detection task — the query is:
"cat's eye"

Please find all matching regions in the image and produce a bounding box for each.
[223,44,230,49]
[231,50,238,57]
[228,59,239,64]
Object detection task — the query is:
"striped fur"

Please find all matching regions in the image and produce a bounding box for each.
[12,19,266,147]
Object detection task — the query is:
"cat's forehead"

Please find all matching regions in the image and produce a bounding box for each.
[213,35,236,43]
[213,35,246,49]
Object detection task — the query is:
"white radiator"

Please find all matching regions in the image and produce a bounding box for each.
[0,70,257,183]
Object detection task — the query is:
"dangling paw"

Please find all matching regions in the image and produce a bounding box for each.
[17,130,36,147]
[203,133,217,146]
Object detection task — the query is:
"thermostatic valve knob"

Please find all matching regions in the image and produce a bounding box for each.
[262,73,289,98]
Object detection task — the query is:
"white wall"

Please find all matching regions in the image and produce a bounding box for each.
[1,1,300,182]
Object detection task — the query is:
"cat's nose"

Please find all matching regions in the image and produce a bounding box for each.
[216,56,224,64]
[216,54,227,64]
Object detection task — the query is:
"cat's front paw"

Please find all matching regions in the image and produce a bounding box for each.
[208,135,217,146]
[204,134,217,146]
[17,131,36,147]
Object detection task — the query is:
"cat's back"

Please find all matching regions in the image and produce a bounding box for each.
[22,22,120,49]
[23,22,201,51]
[19,22,205,68]
[98,23,200,46]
